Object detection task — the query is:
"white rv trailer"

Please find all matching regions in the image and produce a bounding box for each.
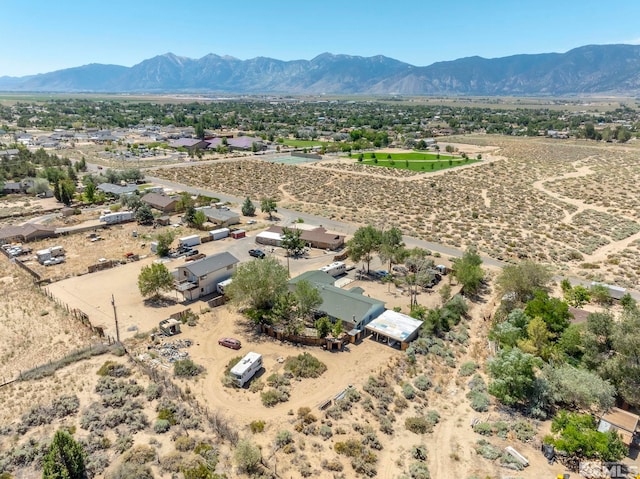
[229,352,262,387]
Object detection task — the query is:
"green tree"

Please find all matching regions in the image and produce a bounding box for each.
[192,210,207,229]
[496,260,553,304]
[281,227,306,257]
[292,280,322,321]
[28,177,51,196]
[226,256,289,314]
[451,246,484,295]
[565,285,591,308]
[332,319,343,338]
[155,231,174,257]
[175,192,194,213]
[525,290,571,335]
[544,365,615,411]
[315,316,332,338]
[347,225,382,273]
[84,182,96,203]
[137,263,175,300]
[488,347,542,406]
[42,429,86,479]
[590,284,612,306]
[241,196,256,216]
[545,411,626,461]
[57,179,76,206]
[184,205,197,226]
[604,308,640,406]
[517,316,553,359]
[195,122,205,139]
[582,312,614,371]
[261,197,277,220]
[379,226,406,271]
[135,204,154,225]
[234,439,261,473]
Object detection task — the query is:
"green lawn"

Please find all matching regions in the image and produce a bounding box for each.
[346,151,478,172]
[355,151,458,161]
[360,158,478,172]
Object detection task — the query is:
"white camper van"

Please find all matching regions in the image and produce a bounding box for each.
[217,278,232,295]
[319,261,346,277]
[229,352,262,387]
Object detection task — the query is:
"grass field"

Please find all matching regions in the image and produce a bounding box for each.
[355,152,459,161]
[350,152,477,171]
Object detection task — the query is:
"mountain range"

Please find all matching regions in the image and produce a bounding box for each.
[1,44,640,96]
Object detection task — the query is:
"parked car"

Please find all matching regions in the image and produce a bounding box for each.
[184,249,199,257]
[372,269,390,279]
[248,249,266,259]
[218,338,242,350]
[44,257,65,266]
[246,220,257,225]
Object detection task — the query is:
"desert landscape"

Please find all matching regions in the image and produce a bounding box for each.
[152,137,640,286]
[1,112,640,478]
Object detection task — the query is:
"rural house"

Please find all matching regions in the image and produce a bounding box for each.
[263,225,345,250]
[288,270,385,334]
[96,183,138,198]
[141,192,178,213]
[175,252,239,301]
[0,224,57,243]
[168,138,208,151]
[199,207,240,227]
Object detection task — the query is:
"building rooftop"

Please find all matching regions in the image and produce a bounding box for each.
[97,183,138,196]
[180,252,239,277]
[141,192,177,209]
[289,270,335,287]
[365,310,423,342]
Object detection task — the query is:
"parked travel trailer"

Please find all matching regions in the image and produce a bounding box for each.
[229,352,262,387]
[99,211,134,224]
[319,261,346,277]
[36,246,65,264]
[178,234,201,248]
[216,278,233,295]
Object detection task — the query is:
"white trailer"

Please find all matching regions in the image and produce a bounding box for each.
[37,246,65,264]
[150,241,158,253]
[217,278,233,295]
[209,228,230,241]
[229,352,262,387]
[178,234,201,248]
[99,211,134,224]
[319,261,346,277]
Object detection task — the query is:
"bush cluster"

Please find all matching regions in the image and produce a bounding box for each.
[283,352,327,378]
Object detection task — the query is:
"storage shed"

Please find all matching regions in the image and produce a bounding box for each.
[209,228,230,241]
[231,229,246,239]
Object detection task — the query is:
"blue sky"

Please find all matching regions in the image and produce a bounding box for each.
[3,0,640,76]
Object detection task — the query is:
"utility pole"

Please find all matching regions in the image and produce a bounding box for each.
[111,294,120,343]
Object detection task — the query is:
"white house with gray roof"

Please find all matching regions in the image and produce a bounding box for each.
[175,252,239,301]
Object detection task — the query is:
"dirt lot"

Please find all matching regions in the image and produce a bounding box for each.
[0,255,94,381]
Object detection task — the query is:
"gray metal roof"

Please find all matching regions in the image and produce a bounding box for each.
[182,252,239,277]
[97,183,139,196]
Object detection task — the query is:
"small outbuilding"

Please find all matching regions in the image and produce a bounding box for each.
[598,407,639,448]
[256,231,283,247]
[159,318,181,336]
[365,309,423,350]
